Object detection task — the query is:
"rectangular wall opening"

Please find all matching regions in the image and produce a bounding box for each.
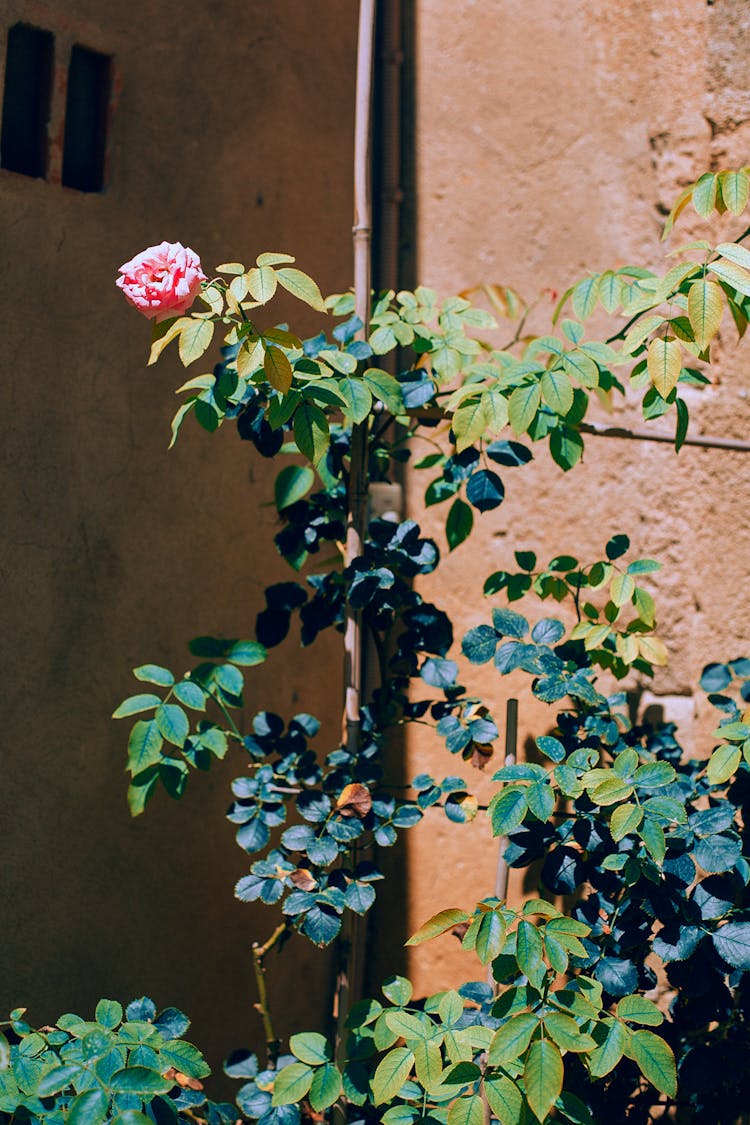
[0,23,54,179]
[62,45,111,192]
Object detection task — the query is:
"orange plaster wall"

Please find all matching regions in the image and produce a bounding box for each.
[404,0,750,995]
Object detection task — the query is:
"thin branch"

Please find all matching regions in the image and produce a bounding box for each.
[494,698,518,902]
[579,420,750,452]
[251,922,289,1069]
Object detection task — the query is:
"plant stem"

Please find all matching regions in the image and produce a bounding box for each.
[335,0,376,1075]
[251,922,288,1069]
[489,698,518,991]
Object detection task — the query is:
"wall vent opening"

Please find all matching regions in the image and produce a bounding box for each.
[61,45,111,192]
[0,23,54,179]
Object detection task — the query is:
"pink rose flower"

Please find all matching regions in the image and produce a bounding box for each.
[116,241,206,321]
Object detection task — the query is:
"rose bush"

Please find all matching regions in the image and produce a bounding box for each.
[116,241,206,321]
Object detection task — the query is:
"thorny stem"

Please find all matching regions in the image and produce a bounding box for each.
[251,922,289,1069]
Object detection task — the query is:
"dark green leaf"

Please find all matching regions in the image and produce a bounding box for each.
[446,498,473,551]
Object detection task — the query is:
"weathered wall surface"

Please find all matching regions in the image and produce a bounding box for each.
[0,0,356,1076]
[406,0,750,994]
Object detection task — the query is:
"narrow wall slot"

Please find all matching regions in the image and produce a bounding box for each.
[0,23,54,178]
[62,45,111,192]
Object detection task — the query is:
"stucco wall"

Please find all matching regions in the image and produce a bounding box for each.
[0,0,356,1078]
[406,0,750,994]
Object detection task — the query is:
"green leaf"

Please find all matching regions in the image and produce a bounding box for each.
[476,911,506,965]
[413,1038,443,1090]
[615,995,663,1027]
[541,369,574,414]
[561,349,599,389]
[484,1076,523,1125]
[598,271,622,313]
[406,908,470,946]
[524,1039,563,1122]
[338,377,373,424]
[95,999,123,1029]
[610,802,643,842]
[708,258,750,299]
[112,694,161,719]
[692,173,717,217]
[275,465,315,511]
[308,1063,342,1112]
[675,397,689,453]
[629,1030,676,1097]
[490,787,528,836]
[148,317,188,365]
[610,573,635,607]
[272,1062,314,1106]
[127,770,158,816]
[155,703,189,747]
[133,664,174,687]
[110,1067,172,1095]
[247,266,277,303]
[264,346,293,393]
[172,681,207,710]
[127,720,164,774]
[276,267,326,312]
[178,319,214,367]
[289,1032,331,1065]
[257,251,296,267]
[447,1095,485,1125]
[36,1064,80,1096]
[294,402,329,464]
[516,919,545,988]
[228,641,267,666]
[446,497,473,551]
[384,1010,429,1041]
[453,397,487,452]
[550,426,584,471]
[508,383,541,435]
[544,1012,596,1053]
[168,401,196,449]
[382,976,413,1005]
[488,1013,538,1064]
[67,1088,109,1125]
[363,368,404,414]
[572,275,600,320]
[720,171,749,215]
[647,337,681,397]
[687,279,724,350]
[716,241,750,271]
[589,1019,627,1078]
[371,1047,414,1104]
[707,742,742,785]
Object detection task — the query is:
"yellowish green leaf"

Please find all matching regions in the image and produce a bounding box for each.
[247,266,277,304]
[647,337,681,397]
[263,346,293,393]
[276,267,327,312]
[637,635,668,666]
[721,171,750,215]
[687,279,724,349]
[178,319,214,367]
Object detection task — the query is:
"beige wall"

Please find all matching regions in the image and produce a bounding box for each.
[405,0,750,994]
[0,0,356,1080]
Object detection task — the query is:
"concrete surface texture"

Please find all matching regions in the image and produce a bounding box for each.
[406,0,750,994]
[0,0,356,1079]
